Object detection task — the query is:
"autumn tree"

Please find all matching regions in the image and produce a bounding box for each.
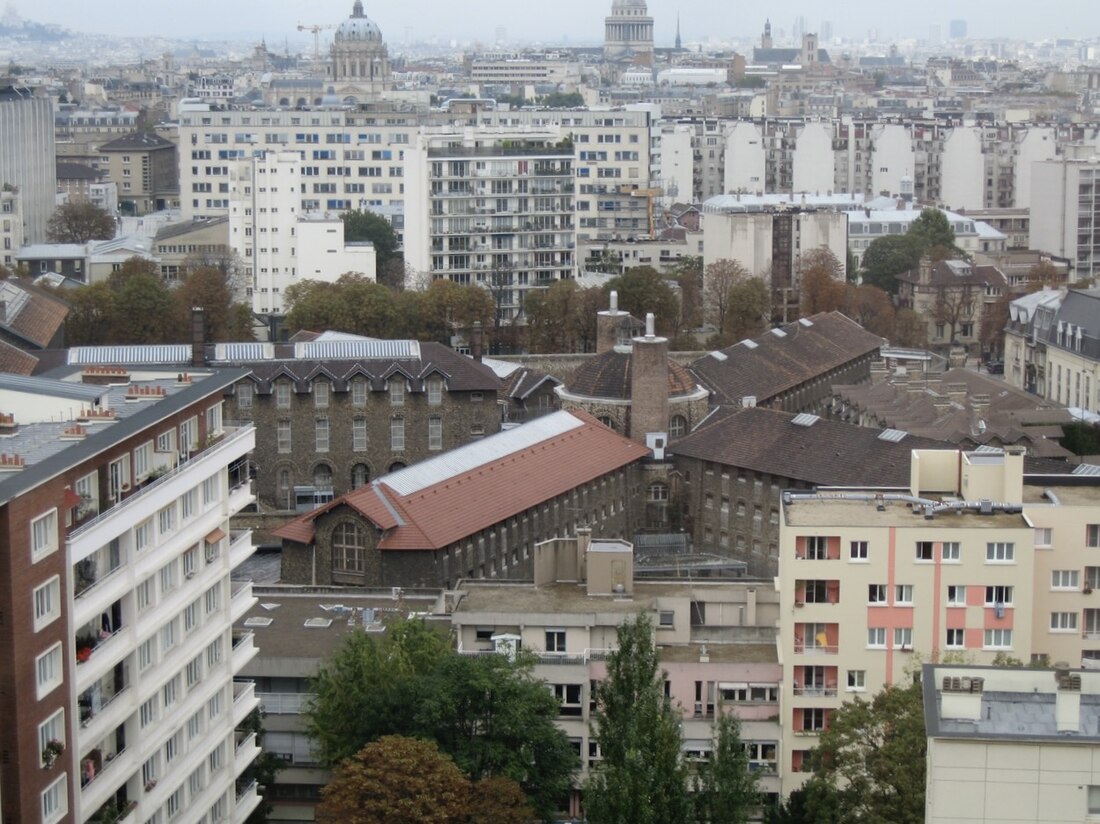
[585,613,690,824]
[317,736,471,824]
[840,284,895,340]
[931,283,976,344]
[1027,259,1063,289]
[709,277,770,347]
[892,308,927,348]
[704,258,751,334]
[979,290,1013,359]
[65,281,115,346]
[799,247,847,315]
[173,266,253,343]
[808,681,926,824]
[468,776,536,824]
[524,279,581,353]
[46,200,115,243]
[692,714,760,824]
[674,256,704,329]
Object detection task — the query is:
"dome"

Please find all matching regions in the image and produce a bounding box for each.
[335,1,383,42]
[564,351,698,400]
[613,0,648,7]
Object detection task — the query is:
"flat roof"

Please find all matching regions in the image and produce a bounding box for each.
[784,497,1028,530]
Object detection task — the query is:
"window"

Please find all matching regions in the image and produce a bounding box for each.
[205,585,220,614]
[167,788,182,818]
[208,686,223,718]
[428,417,442,451]
[277,420,291,453]
[389,379,405,405]
[332,523,366,574]
[140,696,157,728]
[669,415,687,438]
[135,518,152,552]
[895,584,913,605]
[846,670,866,691]
[915,541,934,561]
[658,610,675,628]
[946,628,965,648]
[134,440,152,479]
[160,561,177,594]
[202,475,218,506]
[1088,785,1100,815]
[139,638,155,671]
[186,655,202,688]
[649,483,670,502]
[390,417,405,451]
[986,542,1015,562]
[947,585,966,606]
[161,619,177,652]
[351,464,370,489]
[33,577,60,630]
[1051,612,1079,631]
[137,576,155,610]
[207,637,223,667]
[1088,525,1100,547]
[165,730,180,763]
[276,381,291,409]
[985,585,1013,606]
[143,754,159,787]
[427,376,443,406]
[156,429,176,454]
[867,627,887,648]
[41,774,67,823]
[849,540,868,561]
[545,629,566,652]
[551,683,584,716]
[315,418,330,452]
[237,382,253,409]
[36,643,62,698]
[868,584,887,604]
[314,381,329,408]
[942,542,960,561]
[184,599,199,632]
[208,741,225,773]
[805,536,829,560]
[352,418,367,451]
[983,628,1013,649]
[181,487,197,520]
[802,708,826,732]
[31,509,58,561]
[163,676,179,708]
[893,627,913,649]
[1052,570,1079,590]
[1034,528,1053,548]
[352,378,367,406]
[158,504,176,537]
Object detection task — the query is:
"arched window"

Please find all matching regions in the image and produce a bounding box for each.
[648,483,670,502]
[669,415,687,438]
[351,464,370,489]
[388,461,407,473]
[332,522,366,574]
[313,464,333,489]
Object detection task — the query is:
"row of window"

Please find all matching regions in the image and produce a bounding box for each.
[253,376,462,409]
[801,537,1016,563]
[276,417,448,454]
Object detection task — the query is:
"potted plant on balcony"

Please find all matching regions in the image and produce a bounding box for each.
[76,632,97,662]
[42,739,64,768]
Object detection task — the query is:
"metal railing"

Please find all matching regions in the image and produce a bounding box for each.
[257,692,312,715]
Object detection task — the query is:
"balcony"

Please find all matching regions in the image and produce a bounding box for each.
[257,692,313,714]
[80,725,132,814]
[74,540,123,600]
[230,579,255,623]
[78,663,128,730]
[231,631,257,674]
[234,778,261,823]
[232,679,258,726]
[75,600,124,666]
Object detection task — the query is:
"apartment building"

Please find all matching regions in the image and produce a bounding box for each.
[0,366,260,824]
[451,532,782,816]
[1,188,23,268]
[1030,158,1100,282]
[896,257,1008,354]
[0,87,57,244]
[98,132,178,216]
[403,130,575,320]
[1029,288,1100,414]
[1004,287,1063,395]
[777,448,1036,791]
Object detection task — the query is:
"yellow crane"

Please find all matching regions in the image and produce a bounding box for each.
[297,22,335,61]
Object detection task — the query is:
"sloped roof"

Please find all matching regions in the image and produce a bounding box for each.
[896,260,1008,289]
[0,339,38,375]
[274,409,651,549]
[1046,289,1100,361]
[690,312,885,405]
[672,406,950,487]
[0,278,69,349]
[566,350,698,400]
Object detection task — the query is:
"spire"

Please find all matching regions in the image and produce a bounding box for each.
[675,13,682,50]
[352,0,364,17]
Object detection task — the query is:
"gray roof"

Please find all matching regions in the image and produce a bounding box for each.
[1046,289,1100,361]
[68,345,193,365]
[0,373,105,402]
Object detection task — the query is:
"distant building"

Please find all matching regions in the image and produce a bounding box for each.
[896,257,1008,354]
[1,187,24,268]
[1030,158,1100,282]
[0,86,57,244]
[97,132,178,216]
[327,0,393,103]
[1004,287,1064,395]
[603,0,655,63]
[949,19,968,39]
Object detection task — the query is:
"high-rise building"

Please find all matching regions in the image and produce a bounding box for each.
[949,19,968,39]
[0,364,260,823]
[0,87,56,244]
[1030,158,1100,283]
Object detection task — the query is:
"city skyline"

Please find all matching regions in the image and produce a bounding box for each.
[4,0,1096,45]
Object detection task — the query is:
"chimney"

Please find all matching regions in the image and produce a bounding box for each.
[597,290,630,354]
[0,299,7,324]
[470,321,483,363]
[191,307,206,367]
[629,312,669,444]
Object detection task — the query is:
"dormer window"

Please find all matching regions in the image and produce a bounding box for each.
[313,380,330,408]
[389,379,405,406]
[427,376,443,406]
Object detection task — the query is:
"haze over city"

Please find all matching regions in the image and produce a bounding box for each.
[7,0,1097,43]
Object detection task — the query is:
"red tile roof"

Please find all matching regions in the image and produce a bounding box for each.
[273,410,650,550]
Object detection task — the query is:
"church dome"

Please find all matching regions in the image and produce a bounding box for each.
[612,0,648,8]
[335,1,383,42]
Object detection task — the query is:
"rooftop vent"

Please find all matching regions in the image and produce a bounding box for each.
[791,413,820,427]
[878,428,908,442]
[740,339,758,350]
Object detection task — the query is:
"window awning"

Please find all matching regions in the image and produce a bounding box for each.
[205,527,226,545]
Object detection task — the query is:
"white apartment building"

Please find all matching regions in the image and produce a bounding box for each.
[227,151,376,315]
[0,87,57,244]
[0,362,260,824]
[1031,157,1100,282]
[1,188,23,269]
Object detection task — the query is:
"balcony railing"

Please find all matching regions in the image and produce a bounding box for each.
[792,686,838,697]
[792,644,839,656]
[236,778,259,804]
[69,424,254,540]
[257,692,313,715]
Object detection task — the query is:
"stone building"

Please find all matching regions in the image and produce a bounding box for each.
[215,336,502,510]
[603,0,654,63]
[97,131,178,216]
[327,0,393,103]
[273,409,652,589]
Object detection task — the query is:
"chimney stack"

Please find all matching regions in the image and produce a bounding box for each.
[597,290,630,354]
[191,307,206,367]
[629,312,669,444]
[470,321,483,363]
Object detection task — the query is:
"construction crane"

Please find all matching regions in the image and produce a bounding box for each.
[297,22,335,61]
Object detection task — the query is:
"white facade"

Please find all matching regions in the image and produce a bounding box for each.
[792,122,835,195]
[1013,127,1057,209]
[1031,158,1100,280]
[941,126,985,211]
[654,124,694,206]
[724,122,766,194]
[702,209,849,280]
[870,123,914,198]
[0,189,23,269]
[0,90,56,244]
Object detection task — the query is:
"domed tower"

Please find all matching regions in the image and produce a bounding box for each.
[603,0,655,63]
[328,0,392,102]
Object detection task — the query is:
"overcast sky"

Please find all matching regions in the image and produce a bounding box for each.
[8,0,1095,45]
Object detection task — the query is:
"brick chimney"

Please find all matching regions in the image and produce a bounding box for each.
[629,313,669,445]
[470,321,483,363]
[597,290,631,354]
[191,307,206,367]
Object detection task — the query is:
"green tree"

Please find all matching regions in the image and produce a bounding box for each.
[284,274,398,337]
[907,207,957,254]
[46,200,115,243]
[108,258,178,343]
[341,209,400,269]
[524,278,580,353]
[808,681,926,824]
[859,235,921,295]
[417,652,577,820]
[317,736,471,824]
[237,708,285,824]
[765,779,842,824]
[605,266,680,336]
[585,613,690,824]
[704,258,751,334]
[468,776,536,824]
[692,714,760,824]
[710,277,770,347]
[65,281,115,345]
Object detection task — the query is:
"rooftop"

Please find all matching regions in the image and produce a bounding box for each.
[784,496,1028,530]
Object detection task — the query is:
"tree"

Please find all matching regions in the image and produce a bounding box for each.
[468,776,536,824]
[65,281,115,346]
[674,256,704,330]
[907,207,957,254]
[931,283,976,344]
[237,708,285,824]
[585,613,690,824]
[710,277,770,347]
[317,736,471,824]
[704,258,751,334]
[606,266,681,337]
[46,200,115,243]
[765,779,842,824]
[840,285,895,340]
[860,236,921,295]
[1027,259,1062,289]
[892,308,927,348]
[692,714,760,824]
[979,290,1013,359]
[798,247,847,316]
[107,258,179,343]
[808,681,926,824]
[525,278,581,353]
[173,266,253,343]
[341,209,399,269]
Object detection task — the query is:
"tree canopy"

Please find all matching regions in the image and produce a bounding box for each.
[341,209,400,269]
[47,200,116,243]
[584,613,691,824]
[692,714,760,824]
[861,208,966,295]
[605,266,681,337]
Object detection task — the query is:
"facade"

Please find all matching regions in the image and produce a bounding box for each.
[923,665,1100,824]
[0,87,57,244]
[326,1,393,103]
[0,367,260,824]
[1004,287,1063,395]
[273,409,652,589]
[896,257,1008,354]
[1036,288,1100,414]
[152,217,232,282]
[1,188,24,268]
[403,130,575,321]
[603,0,654,63]
[97,132,178,216]
[1030,158,1100,282]
[848,207,1001,268]
[452,534,783,816]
